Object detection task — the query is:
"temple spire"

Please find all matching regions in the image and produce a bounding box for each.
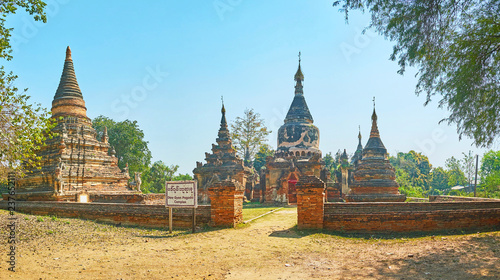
[220,97,227,130]
[51,46,87,119]
[370,97,380,138]
[294,51,304,95]
[54,46,83,100]
[66,46,72,61]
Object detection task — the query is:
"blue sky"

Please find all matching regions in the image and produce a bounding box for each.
[5,0,494,174]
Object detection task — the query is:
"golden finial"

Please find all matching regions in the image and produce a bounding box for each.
[66,46,72,61]
[221,96,225,114]
[294,52,304,82]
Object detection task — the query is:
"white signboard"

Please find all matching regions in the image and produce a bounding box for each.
[165,180,197,208]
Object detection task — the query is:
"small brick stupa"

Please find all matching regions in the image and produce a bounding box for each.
[345,105,406,202]
[13,47,133,201]
[193,103,251,204]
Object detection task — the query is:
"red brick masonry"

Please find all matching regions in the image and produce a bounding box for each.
[0,201,210,228]
[297,176,325,230]
[208,180,244,227]
[323,201,500,232]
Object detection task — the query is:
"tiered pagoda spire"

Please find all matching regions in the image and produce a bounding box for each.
[350,126,363,166]
[276,53,320,158]
[284,52,313,124]
[51,46,88,119]
[193,101,252,204]
[346,99,405,202]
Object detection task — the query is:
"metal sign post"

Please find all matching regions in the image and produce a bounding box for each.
[165,180,198,233]
[169,207,173,233]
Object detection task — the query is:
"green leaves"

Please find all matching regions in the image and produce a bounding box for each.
[0,1,48,183]
[141,161,192,193]
[230,108,271,163]
[0,0,46,61]
[92,116,152,178]
[334,0,500,147]
[0,68,56,183]
[253,144,275,172]
[445,156,468,187]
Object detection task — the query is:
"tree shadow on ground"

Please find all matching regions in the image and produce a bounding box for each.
[269,225,500,240]
[369,234,500,280]
[269,226,303,238]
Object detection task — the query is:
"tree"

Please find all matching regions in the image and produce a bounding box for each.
[141,161,192,193]
[395,168,426,198]
[445,156,467,187]
[479,150,500,198]
[323,152,336,175]
[92,116,152,178]
[429,167,449,194]
[462,150,475,186]
[0,1,51,184]
[480,150,500,177]
[253,144,275,172]
[0,73,56,181]
[390,151,431,190]
[333,0,500,147]
[0,1,46,61]
[230,108,271,164]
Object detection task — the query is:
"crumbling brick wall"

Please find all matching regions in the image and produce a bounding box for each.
[0,201,210,228]
[323,201,500,232]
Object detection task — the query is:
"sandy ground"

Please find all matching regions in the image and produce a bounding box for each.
[0,208,499,280]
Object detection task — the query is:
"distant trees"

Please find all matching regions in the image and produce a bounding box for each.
[389,151,431,197]
[462,151,475,187]
[253,144,275,172]
[230,109,271,165]
[429,167,449,192]
[141,161,192,193]
[323,150,345,174]
[445,156,468,188]
[92,116,190,193]
[92,116,152,178]
[390,151,431,191]
[479,150,500,198]
[384,149,499,198]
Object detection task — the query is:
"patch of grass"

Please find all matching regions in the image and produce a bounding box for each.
[24,217,30,220]
[64,221,71,224]
[236,222,250,229]
[51,216,59,221]
[47,230,54,234]
[36,217,44,222]
[242,207,280,221]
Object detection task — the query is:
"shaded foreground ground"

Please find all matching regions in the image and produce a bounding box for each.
[0,207,499,279]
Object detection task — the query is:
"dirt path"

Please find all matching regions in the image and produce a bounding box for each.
[1,208,499,279]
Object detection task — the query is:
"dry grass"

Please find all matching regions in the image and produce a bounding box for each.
[0,208,499,279]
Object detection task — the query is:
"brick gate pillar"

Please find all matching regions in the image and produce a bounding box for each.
[296,175,325,230]
[208,180,244,227]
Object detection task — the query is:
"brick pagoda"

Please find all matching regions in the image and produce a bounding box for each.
[345,106,406,202]
[13,47,133,201]
[193,103,251,204]
[263,54,325,204]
